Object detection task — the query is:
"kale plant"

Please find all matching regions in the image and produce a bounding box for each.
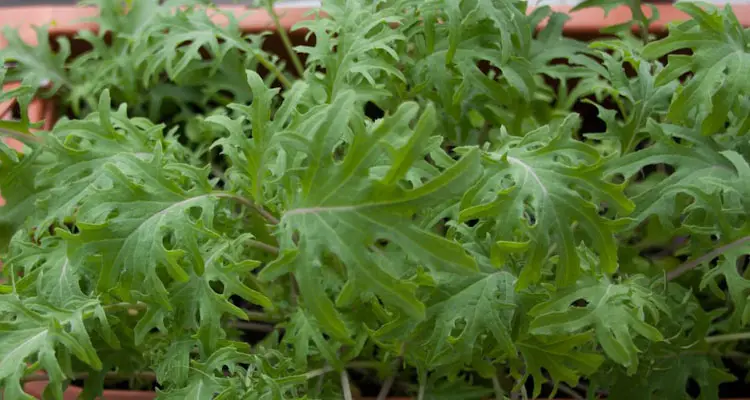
[1,0,750,398]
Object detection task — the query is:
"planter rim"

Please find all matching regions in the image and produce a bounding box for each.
[1,3,749,47]
[23,380,156,400]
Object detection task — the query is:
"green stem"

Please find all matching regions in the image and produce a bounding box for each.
[244,309,278,323]
[341,370,354,400]
[556,383,584,400]
[264,0,305,77]
[229,320,275,332]
[492,376,505,400]
[628,0,649,44]
[250,49,292,89]
[214,192,280,225]
[417,382,426,400]
[0,126,42,144]
[246,239,280,255]
[706,332,750,344]
[81,302,146,320]
[298,360,386,381]
[667,235,750,281]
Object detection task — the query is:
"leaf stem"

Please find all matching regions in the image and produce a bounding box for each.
[376,374,396,400]
[628,0,650,45]
[556,383,585,400]
[341,370,354,400]
[246,46,292,89]
[667,236,750,281]
[264,0,305,77]
[0,127,42,144]
[417,382,426,400]
[85,302,146,320]
[246,239,280,255]
[492,375,505,400]
[229,320,276,332]
[244,309,278,323]
[214,192,279,225]
[705,332,750,344]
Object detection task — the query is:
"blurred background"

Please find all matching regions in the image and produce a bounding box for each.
[1,0,750,6]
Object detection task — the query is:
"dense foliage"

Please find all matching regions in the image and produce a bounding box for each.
[2,0,750,398]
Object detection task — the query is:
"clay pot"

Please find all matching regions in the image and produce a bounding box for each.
[23,380,156,400]
[1,3,749,45]
[0,82,55,207]
[3,3,750,400]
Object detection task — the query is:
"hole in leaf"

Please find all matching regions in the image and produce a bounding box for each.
[187,206,203,223]
[499,173,516,190]
[450,317,467,338]
[364,101,385,120]
[209,280,225,295]
[571,299,589,308]
[375,238,389,248]
[610,173,626,185]
[161,229,176,250]
[686,378,700,397]
[106,208,120,220]
[332,140,348,162]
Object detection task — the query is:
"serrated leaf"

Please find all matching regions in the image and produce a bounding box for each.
[461,114,633,288]
[416,272,517,367]
[529,277,667,372]
[518,332,604,398]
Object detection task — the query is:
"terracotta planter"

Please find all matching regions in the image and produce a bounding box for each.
[23,379,156,400]
[3,3,750,400]
[0,82,55,207]
[0,3,749,46]
[21,378,412,400]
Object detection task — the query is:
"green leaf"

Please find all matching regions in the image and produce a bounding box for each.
[642,3,750,129]
[157,345,253,399]
[0,296,105,396]
[529,277,667,372]
[416,272,518,367]
[265,95,481,338]
[604,125,746,232]
[460,114,633,288]
[518,332,604,398]
[282,309,343,370]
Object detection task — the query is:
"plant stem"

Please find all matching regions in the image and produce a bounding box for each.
[0,127,42,144]
[556,383,585,400]
[706,332,750,344]
[376,374,396,400]
[264,0,305,77]
[314,363,328,395]
[246,239,280,255]
[303,365,335,380]
[83,302,146,319]
[492,375,505,400]
[376,353,403,400]
[229,320,275,332]
[244,309,278,323]
[340,370,354,400]
[214,192,280,225]
[417,382,426,400]
[250,50,292,89]
[625,0,650,45]
[667,235,750,281]
[299,360,385,382]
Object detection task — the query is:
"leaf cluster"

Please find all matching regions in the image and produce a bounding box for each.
[2,0,750,399]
